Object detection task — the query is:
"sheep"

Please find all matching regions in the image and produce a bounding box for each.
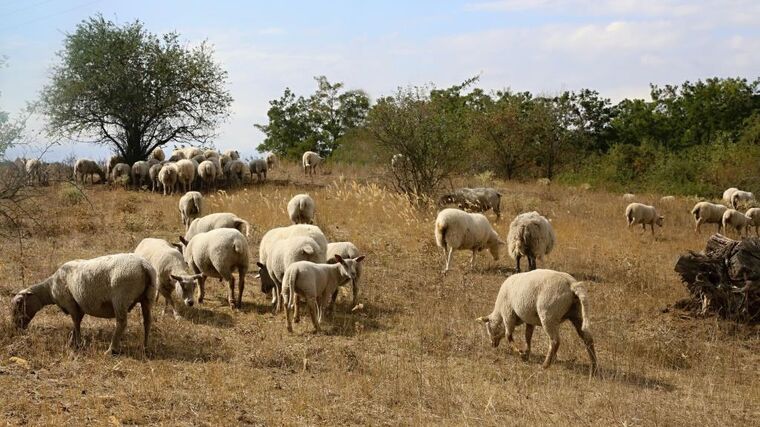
[106,155,125,178]
[625,202,664,235]
[326,242,363,309]
[731,190,754,209]
[746,208,760,236]
[249,159,268,182]
[722,209,751,237]
[287,194,315,224]
[191,154,206,165]
[434,208,505,272]
[207,156,224,182]
[257,224,328,312]
[169,149,186,161]
[25,159,43,185]
[183,212,250,242]
[149,148,165,162]
[438,187,502,219]
[158,163,179,195]
[220,154,232,169]
[223,149,240,160]
[224,159,247,187]
[281,255,365,333]
[660,195,676,203]
[723,188,738,205]
[183,147,203,159]
[302,151,323,176]
[175,159,196,193]
[204,149,220,159]
[131,161,150,189]
[197,160,217,192]
[536,178,551,186]
[134,238,201,318]
[691,201,727,233]
[622,193,636,201]
[476,269,597,375]
[265,152,278,170]
[111,163,131,188]
[179,191,203,231]
[11,253,155,355]
[74,159,106,184]
[257,235,324,313]
[507,211,556,272]
[149,163,163,192]
[181,228,249,309]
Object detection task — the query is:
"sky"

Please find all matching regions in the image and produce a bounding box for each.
[1,0,759,161]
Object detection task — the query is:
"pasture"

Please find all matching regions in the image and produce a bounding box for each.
[0,163,757,425]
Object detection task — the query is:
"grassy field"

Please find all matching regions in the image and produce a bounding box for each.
[0,162,758,425]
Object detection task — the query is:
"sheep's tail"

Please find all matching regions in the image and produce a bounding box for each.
[435,221,447,250]
[571,282,591,332]
[235,219,251,237]
[625,207,633,225]
[691,205,700,221]
[282,267,297,310]
[192,195,202,215]
[233,238,245,254]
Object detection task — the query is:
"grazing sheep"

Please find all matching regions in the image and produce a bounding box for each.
[507,211,556,272]
[249,159,268,182]
[134,238,201,318]
[731,190,754,209]
[746,208,760,236]
[197,160,217,192]
[625,202,664,235]
[182,228,249,309]
[257,236,324,313]
[175,159,196,193]
[438,187,502,219]
[691,201,727,233]
[224,159,246,187]
[622,193,636,201]
[11,254,155,355]
[265,152,278,170]
[204,149,220,159]
[723,188,738,205]
[74,159,106,184]
[326,242,363,308]
[149,163,163,192]
[111,163,131,188]
[281,255,365,333]
[536,178,551,186]
[287,194,316,224]
[223,149,240,160]
[476,269,597,375]
[131,161,151,189]
[179,192,203,230]
[25,159,43,185]
[158,163,179,195]
[434,208,504,272]
[106,155,125,179]
[722,209,751,237]
[149,148,165,162]
[184,212,250,242]
[302,151,323,176]
[660,195,676,203]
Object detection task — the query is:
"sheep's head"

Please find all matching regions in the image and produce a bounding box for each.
[487,237,506,261]
[334,255,365,286]
[656,216,665,227]
[11,291,43,329]
[170,274,203,307]
[256,262,275,293]
[476,315,504,347]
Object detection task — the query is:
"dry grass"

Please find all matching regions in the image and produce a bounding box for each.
[0,162,758,425]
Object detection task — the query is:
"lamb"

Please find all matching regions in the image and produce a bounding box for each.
[326,241,363,308]
[249,159,268,182]
[265,152,278,170]
[74,159,106,184]
[257,235,325,313]
[149,163,163,192]
[111,163,131,188]
[434,208,505,272]
[224,159,247,187]
[722,209,751,237]
[175,159,196,193]
[197,160,217,191]
[281,255,365,333]
[476,269,597,375]
[731,190,754,209]
[438,188,502,219]
[149,148,165,162]
[131,161,150,189]
[158,163,179,195]
[183,212,250,242]
[11,253,155,355]
[223,149,240,160]
[625,202,664,235]
[691,201,727,233]
[507,211,556,272]
[181,228,249,309]
[302,151,323,176]
[746,208,760,236]
[179,191,203,230]
[287,194,315,224]
[134,238,201,318]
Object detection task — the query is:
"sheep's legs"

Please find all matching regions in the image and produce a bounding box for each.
[521,324,534,361]
[570,317,597,376]
[469,250,476,269]
[197,276,206,304]
[236,272,245,309]
[68,309,84,349]
[285,298,294,333]
[295,295,301,323]
[443,247,454,273]
[515,255,522,272]
[307,297,321,333]
[542,323,560,369]
[226,276,236,309]
[504,312,521,354]
[141,299,152,351]
[105,313,127,356]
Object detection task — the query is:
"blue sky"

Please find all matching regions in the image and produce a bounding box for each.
[1,0,759,160]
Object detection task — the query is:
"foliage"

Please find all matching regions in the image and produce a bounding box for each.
[41,15,232,164]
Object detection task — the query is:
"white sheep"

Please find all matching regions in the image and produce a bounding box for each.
[224,159,246,187]
[183,212,250,242]
[622,193,636,201]
[434,208,504,272]
[183,147,203,159]
[723,187,738,205]
[660,195,676,203]
[11,253,155,355]
[197,160,217,192]
[302,151,323,176]
[746,208,760,236]
[25,159,46,185]
[179,191,203,230]
[507,211,556,272]
[326,242,363,308]
[149,163,163,192]
[281,255,365,333]
[722,209,751,237]
[131,161,150,189]
[265,152,278,170]
[111,163,131,188]
[106,155,125,178]
[169,149,186,161]
[257,235,325,313]
[204,149,220,159]
[625,202,664,235]
[74,159,106,184]
[149,148,165,162]
[175,159,196,193]
[731,190,754,209]
[134,238,201,318]
[182,228,249,308]
[223,149,240,160]
[220,154,232,169]
[438,188,502,219]
[536,178,551,186]
[249,159,268,182]
[158,163,179,195]
[691,201,727,233]
[476,269,597,375]
[287,194,315,224]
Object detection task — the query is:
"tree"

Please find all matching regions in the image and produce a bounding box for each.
[41,15,232,164]
[256,76,369,158]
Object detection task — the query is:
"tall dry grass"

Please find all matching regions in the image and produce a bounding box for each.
[0,164,757,425]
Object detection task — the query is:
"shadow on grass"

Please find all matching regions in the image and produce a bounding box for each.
[557,359,676,392]
[182,306,235,328]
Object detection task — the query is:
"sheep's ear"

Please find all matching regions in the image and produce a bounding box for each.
[256,262,265,269]
[334,254,345,265]
[475,316,489,323]
[179,236,188,246]
[354,255,366,263]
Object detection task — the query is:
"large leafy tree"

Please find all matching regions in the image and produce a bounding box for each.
[41,15,232,164]
[256,76,369,158]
